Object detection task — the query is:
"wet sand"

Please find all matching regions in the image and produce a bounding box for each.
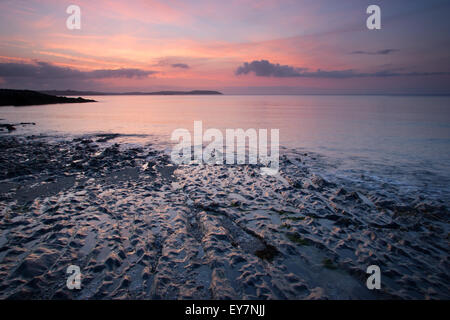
[0,133,448,299]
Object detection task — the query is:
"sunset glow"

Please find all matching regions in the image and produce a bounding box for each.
[1,0,449,93]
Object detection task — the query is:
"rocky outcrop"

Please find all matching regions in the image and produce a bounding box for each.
[0,89,96,106]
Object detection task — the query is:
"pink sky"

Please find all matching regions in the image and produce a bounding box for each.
[0,0,449,94]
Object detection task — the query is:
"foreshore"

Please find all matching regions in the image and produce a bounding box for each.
[0,129,448,299]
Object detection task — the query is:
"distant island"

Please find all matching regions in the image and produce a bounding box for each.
[0,88,223,107]
[40,90,223,96]
[0,89,97,107]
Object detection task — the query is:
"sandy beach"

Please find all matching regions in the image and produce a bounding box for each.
[1,0,450,307]
[0,130,448,299]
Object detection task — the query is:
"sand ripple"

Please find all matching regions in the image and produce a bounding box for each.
[0,135,448,299]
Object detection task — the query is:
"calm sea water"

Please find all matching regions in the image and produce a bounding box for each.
[1,95,450,199]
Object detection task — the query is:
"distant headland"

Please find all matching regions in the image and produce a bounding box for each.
[0,89,223,107]
[0,89,97,107]
[41,90,223,96]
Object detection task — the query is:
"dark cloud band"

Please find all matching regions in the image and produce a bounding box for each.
[350,49,398,55]
[0,61,156,80]
[235,60,450,79]
[171,63,189,69]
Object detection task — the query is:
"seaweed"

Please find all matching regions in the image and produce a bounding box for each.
[322,258,338,270]
[255,244,279,261]
[286,233,310,246]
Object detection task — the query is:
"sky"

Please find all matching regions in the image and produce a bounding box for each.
[0,0,449,94]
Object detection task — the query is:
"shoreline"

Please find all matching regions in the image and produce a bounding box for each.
[0,129,448,299]
[0,89,97,107]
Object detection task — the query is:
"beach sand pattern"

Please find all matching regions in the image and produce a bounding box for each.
[0,134,448,299]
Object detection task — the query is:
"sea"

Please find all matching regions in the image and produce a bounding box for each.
[1,94,450,202]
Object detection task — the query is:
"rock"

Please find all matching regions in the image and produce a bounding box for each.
[336,187,347,196]
[0,89,97,106]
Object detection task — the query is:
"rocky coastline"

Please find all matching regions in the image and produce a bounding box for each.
[0,89,97,107]
[0,128,448,299]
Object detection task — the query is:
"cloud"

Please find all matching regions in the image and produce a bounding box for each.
[0,61,157,80]
[350,49,398,55]
[156,58,191,69]
[171,63,189,69]
[235,60,306,77]
[235,60,450,79]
